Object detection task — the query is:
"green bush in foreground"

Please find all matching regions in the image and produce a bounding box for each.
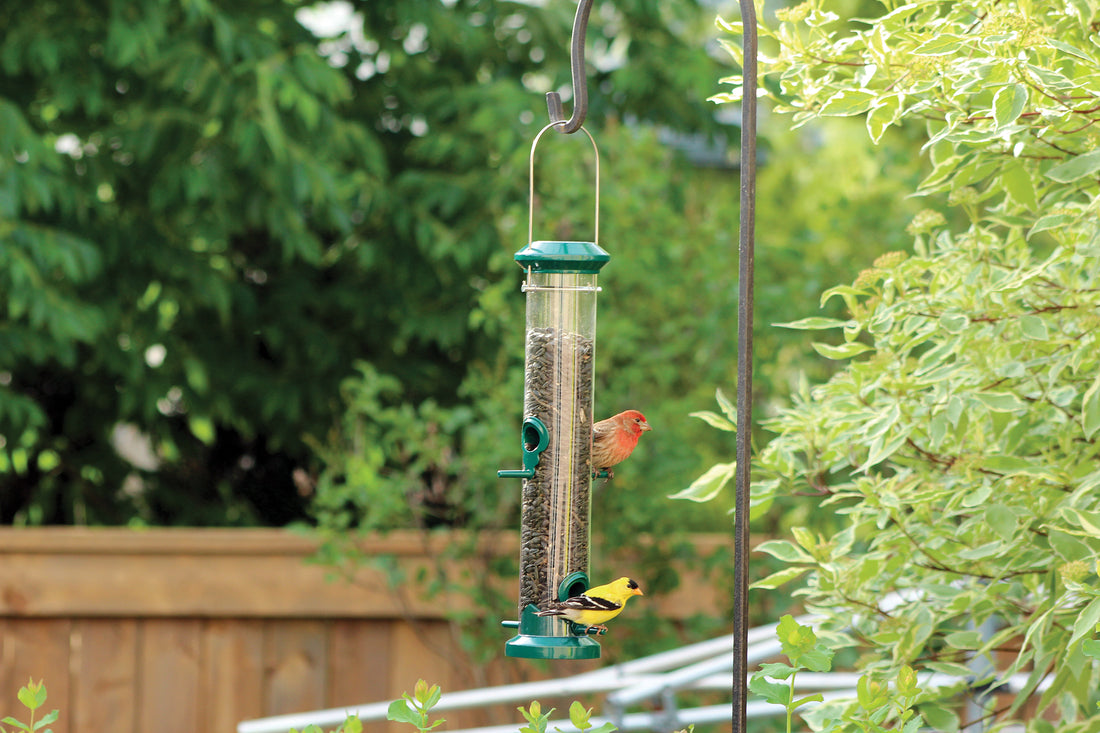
[686,0,1100,730]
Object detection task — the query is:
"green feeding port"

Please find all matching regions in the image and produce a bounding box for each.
[497,417,549,480]
[503,572,601,660]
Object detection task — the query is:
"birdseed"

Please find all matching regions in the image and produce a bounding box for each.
[518,326,593,612]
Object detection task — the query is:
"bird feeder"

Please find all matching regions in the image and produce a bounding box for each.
[499,123,608,659]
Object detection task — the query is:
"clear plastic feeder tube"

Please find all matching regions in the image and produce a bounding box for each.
[518,268,599,617]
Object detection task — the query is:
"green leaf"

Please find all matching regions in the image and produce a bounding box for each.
[716,15,742,34]
[913,34,967,55]
[1029,213,1075,236]
[188,415,216,446]
[924,660,980,677]
[1068,508,1100,535]
[1002,162,1038,210]
[1081,374,1100,439]
[867,94,901,143]
[1069,596,1100,648]
[919,704,959,732]
[957,540,1007,561]
[716,387,737,423]
[34,709,59,728]
[17,681,46,711]
[748,675,791,706]
[774,612,834,673]
[777,615,815,655]
[568,701,590,731]
[1045,149,1100,183]
[819,89,875,116]
[750,566,809,590]
[812,341,873,360]
[518,701,552,733]
[424,684,442,710]
[981,455,1036,474]
[1083,639,1100,659]
[387,700,420,726]
[856,675,889,710]
[774,317,850,330]
[669,462,735,502]
[754,539,814,563]
[974,392,1024,412]
[896,665,918,697]
[1045,37,1094,61]
[1048,528,1092,562]
[791,692,825,707]
[861,430,909,471]
[962,483,992,508]
[689,410,736,432]
[758,661,797,680]
[798,646,835,673]
[993,85,1028,128]
[1018,314,1048,340]
[984,504,1016,541]
[938,312,968,333]
[820,284,868,309]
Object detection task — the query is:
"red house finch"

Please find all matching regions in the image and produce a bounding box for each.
[591,409,652,479]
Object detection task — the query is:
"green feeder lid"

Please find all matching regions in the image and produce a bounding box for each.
[515,240,610,274]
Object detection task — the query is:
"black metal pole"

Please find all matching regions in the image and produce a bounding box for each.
[732,0,758,730]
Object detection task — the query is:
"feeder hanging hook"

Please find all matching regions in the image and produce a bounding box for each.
[546,0,594,134]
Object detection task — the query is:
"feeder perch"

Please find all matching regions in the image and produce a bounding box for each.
[499,124,608,659]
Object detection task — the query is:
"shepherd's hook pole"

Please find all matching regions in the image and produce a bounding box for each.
[732,0,758,730]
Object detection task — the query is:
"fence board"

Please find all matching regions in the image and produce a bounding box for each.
[388,621,457,733]
[138,620,201,733]
[73,618,138,733]
[204,619,264,732]
[0,619,71,732]
[264,620,327,717]
[328,620,392,733]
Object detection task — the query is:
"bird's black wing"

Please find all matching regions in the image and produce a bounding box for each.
[558,593,622,612]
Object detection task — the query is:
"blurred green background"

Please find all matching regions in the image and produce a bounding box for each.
[2,0,917,533]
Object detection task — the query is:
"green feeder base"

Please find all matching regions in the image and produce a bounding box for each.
[503,605,601,660]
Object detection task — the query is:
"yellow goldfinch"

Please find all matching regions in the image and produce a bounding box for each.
[535,577,644,633]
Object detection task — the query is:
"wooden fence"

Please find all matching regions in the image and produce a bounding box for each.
[0,528,734,733]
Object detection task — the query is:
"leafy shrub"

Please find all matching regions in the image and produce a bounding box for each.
[689,0,1100,729]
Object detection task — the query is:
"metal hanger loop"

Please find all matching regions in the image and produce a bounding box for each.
[528,121,600,246]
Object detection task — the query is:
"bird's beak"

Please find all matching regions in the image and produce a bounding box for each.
[634,588,645,596]
[642,423,653,432]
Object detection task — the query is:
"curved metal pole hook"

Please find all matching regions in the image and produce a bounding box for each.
[546,0,594,134]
